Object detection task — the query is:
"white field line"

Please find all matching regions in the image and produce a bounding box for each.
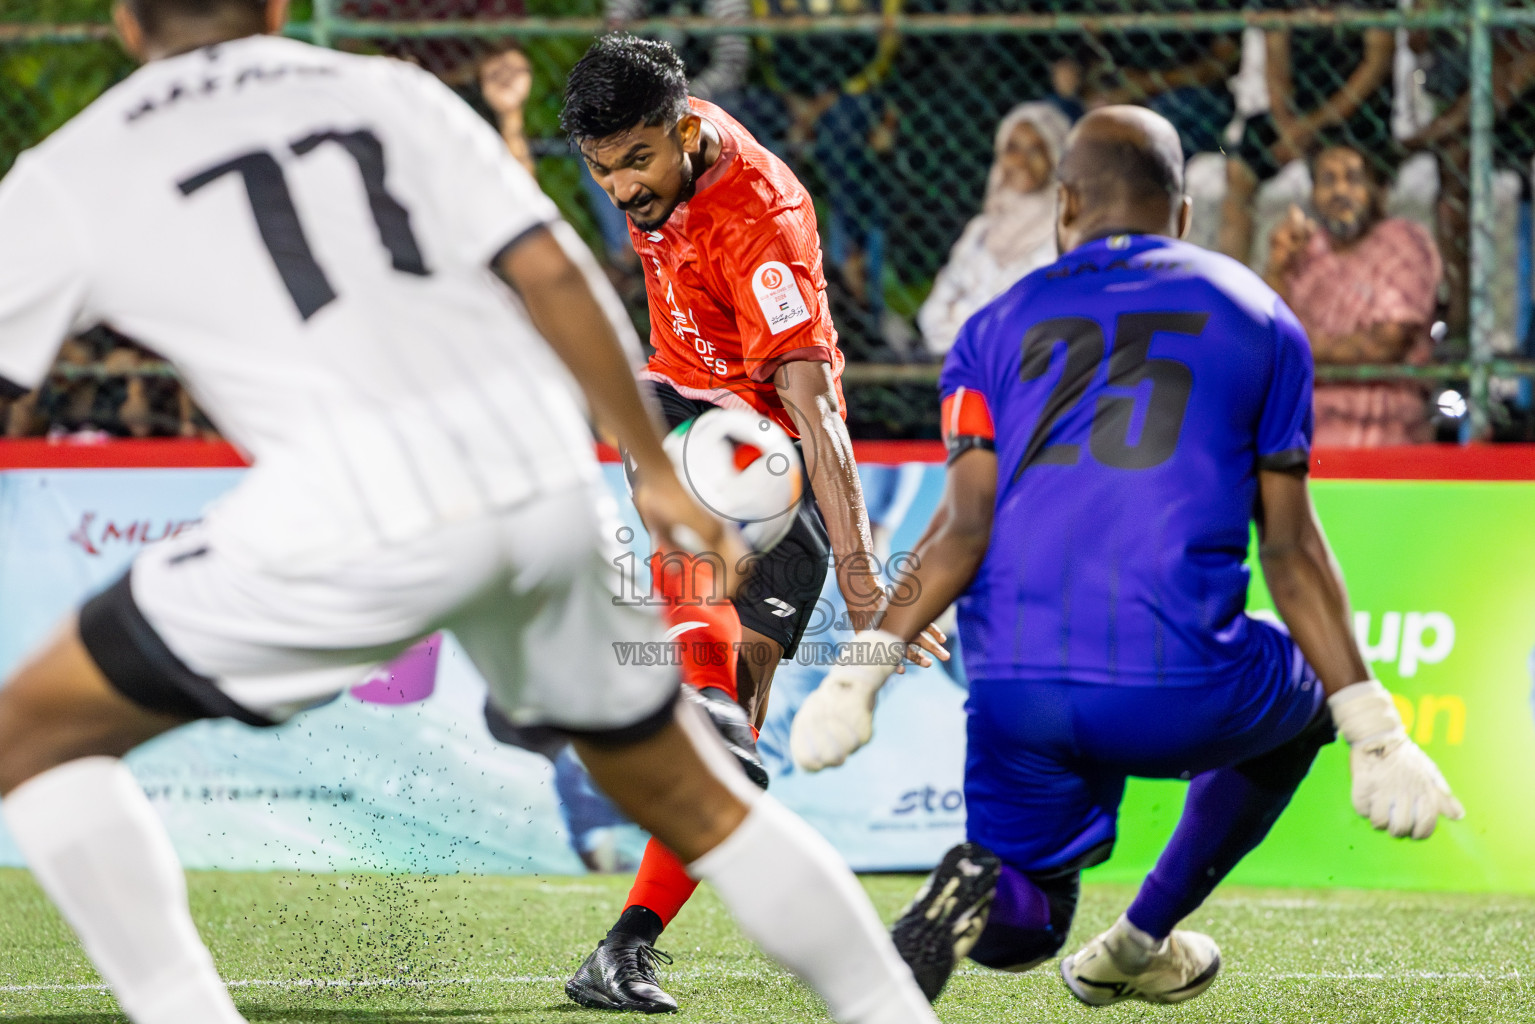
[1263,971,1526,981]
[0,976,556,994]
[2,969,1524,994]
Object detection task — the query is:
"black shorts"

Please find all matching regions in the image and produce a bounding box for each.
[643,380,831,659]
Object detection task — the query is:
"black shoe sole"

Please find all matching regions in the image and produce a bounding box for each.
[565,979,623,1011]
[565,978,678,1014]
[890,842,1002,1002]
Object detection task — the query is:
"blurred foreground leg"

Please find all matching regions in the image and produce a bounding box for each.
[0,625,243,1024]
[575,703,935,1024]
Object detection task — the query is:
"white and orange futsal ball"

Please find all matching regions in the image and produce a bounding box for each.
[663,408,803,553]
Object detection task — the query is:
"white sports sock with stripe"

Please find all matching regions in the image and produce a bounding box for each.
[688,795,936,1024]
[3,757,245,1024]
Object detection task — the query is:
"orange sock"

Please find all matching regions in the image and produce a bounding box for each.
[652,550,742,701]
[621,553,749,932]
[624,838,700,928]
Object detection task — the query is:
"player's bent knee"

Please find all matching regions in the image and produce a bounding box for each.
[572,696,753,862]
[0,621,185,795]
[968,925,1068,973]
[968,865,1082,972]
[1237,704,1336,793]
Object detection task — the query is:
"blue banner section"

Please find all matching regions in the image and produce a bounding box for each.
[0,464,966,873]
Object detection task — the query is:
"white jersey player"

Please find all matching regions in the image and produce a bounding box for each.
[0,4,938,1024]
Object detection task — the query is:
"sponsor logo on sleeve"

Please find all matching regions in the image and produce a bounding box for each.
[751,261,811,335]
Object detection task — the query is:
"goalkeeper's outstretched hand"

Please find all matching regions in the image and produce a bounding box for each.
[790,631,905,772]
[1328,680,1465,840]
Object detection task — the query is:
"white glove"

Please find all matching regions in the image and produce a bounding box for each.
[1328,680,1465,840]
[790,630,905,772]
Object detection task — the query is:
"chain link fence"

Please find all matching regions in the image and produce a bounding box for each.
[4,2,1534,440]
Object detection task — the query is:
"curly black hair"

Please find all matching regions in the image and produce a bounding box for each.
[561,35,691,145]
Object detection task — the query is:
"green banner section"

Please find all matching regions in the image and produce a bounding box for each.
[1095,482,1535,892]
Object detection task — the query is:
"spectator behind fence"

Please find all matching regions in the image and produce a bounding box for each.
[606,0,750,103]
[1225,0,1396,264]
[917,102,1069,357]
[339,1,526,84]
[479,47,536,178]
[4,330,196,439]
[749,1,902,346]
[1081,2,1241,165]
[806,1,903,347]
[1266,142,1442,447]
[1406,28,1535,339]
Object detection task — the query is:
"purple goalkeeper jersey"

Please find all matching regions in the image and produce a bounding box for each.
[939,233,1314,686]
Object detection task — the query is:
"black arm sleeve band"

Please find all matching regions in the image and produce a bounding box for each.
[1258,447,1310,474]
[946,435,996,466]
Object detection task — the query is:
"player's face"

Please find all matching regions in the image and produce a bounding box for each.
[580,117,700,232]
[998,121,1053,195]
[1311,148,1377,243]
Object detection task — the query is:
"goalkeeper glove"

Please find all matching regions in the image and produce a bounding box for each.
[790,630,904,772]
[1328,680,1465,840]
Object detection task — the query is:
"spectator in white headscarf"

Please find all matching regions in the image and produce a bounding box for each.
[918,102,1071,356]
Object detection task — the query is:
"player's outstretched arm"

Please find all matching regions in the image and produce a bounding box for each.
[771,361,946,661]
[878,447,996,645]
[773,360,882,629]
[1256,468,1463,839]
[790,448,995,773]
[497,225,746,578]
[1255,468,1369,696]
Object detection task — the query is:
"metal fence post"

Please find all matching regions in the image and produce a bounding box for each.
[1467,0,1498,439]
[311,0,336,49]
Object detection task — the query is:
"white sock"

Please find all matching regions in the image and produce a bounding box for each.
[689,795,935,1024]
[1106,914,1162,971]
[2,757,245,1024]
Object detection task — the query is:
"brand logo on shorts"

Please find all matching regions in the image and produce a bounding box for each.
[764,597,796,618]
[68,511,201,557]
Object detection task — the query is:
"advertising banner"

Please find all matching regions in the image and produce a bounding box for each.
[0,454,1532,891]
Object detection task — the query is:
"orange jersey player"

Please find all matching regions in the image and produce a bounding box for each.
[618,89,862,690]
[630,96,847,435]
[553,35,944,1015]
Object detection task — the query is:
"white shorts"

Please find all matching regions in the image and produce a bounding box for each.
[78,482,677,736]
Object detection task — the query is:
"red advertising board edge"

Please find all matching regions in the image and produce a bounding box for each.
[0,439,1532,480]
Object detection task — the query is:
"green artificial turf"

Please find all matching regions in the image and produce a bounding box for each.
[0,868,1530,1023]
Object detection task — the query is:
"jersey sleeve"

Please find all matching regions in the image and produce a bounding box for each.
[937,314,997,463]
[0,155,93,395]
[393,62,560,269]
[725,208,838,383]
[938,309,989,399]
[1257,300,1315,473]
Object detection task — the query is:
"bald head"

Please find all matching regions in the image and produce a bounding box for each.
[1054,106,1190,253]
